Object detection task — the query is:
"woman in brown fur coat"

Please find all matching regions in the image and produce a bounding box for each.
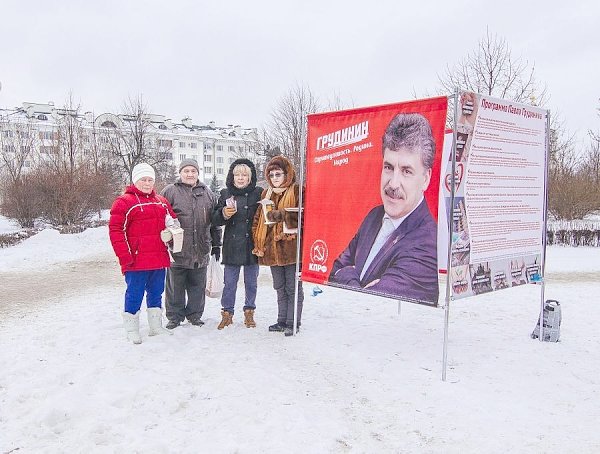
[252,155,303,336]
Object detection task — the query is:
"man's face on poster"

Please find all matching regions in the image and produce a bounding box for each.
[380,147,431,219]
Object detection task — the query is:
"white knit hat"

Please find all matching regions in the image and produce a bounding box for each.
[132,163,155,183]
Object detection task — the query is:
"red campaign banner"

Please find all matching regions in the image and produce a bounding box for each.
[301,97,448,306]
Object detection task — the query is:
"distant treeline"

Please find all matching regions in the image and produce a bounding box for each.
[547,220,600,247]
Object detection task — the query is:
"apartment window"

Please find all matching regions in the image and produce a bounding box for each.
[179,142,185,148]
[205,144,212,150]
[204,155,212,162]
[40,146,53,154]
[2,130,14,138]
[217,156,224,163]
[238,146,244,152]
[17,131,30,139]
[2,145,16,153]
[217,168,224,175]
[179,154,187,161]
[228,145,235,152]
[39,131,54,140]
[204,166,212,174]
[159,124,167,130]
[159,152,173,159]
[190,142,197,149]
[24,160,31,167]
[158,139,172,147]
[216,145,223,151]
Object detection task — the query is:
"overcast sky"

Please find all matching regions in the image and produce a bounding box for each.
[1,0,598,146]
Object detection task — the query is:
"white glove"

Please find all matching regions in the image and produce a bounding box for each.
[160,228,173,243]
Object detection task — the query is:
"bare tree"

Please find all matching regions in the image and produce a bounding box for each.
[573,100,600,213]
[548,170,598,220]
[230,131,262,162]
[580,138,600,185]
[0,113,38,183]
[261,84,321,170]
[26,95,119,226]
[547,115,600,220]
[83,117,124,214]
[0,113,41,227]
[44,94,84,175]
[259,85,355,177]
[437,31,599,220]
[585,99,600,184]
[103,95,173,183]
[438,29,547,105]
[324,90,353,112]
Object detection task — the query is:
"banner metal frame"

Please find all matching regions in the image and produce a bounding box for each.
[295,96,551,380]
[292,120,308,337]
[537,110,552,341]
[442,89,459,381]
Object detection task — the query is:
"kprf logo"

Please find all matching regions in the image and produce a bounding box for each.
[309,240,328,273]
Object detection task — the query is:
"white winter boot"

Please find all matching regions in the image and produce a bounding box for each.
[122,311,142,344]
[147,307,173,336]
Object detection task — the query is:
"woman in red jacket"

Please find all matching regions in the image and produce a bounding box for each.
[109,163,177,344]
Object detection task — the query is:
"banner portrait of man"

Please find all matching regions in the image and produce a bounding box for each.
[301,97,447,306]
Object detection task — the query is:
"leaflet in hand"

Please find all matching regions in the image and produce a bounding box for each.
[259,199,276,225]
[226,196,237,210]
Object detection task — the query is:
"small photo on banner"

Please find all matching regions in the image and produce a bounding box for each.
[301,96,448,306]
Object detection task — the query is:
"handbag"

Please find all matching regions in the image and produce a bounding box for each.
[205,255,224,298]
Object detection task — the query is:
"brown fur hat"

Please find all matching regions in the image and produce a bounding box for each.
[265,155,296,188]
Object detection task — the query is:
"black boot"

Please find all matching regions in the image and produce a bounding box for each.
[284,324,300,336]
[166,320,180,329]
[188,315,204,326]
[268,322,285,332]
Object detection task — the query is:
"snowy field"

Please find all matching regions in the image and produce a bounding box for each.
[0,216,20,235]
[0,217,599,453]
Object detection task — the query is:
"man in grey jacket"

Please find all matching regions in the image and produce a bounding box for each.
[161,158,222,328]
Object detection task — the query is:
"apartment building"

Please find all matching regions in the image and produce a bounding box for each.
[0,101,262,187]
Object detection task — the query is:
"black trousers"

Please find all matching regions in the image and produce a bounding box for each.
[270,264,304,327]
[165,266,207,323]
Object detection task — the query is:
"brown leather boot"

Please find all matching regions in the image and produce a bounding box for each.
[244,309,256,328]
[217,310,233,330]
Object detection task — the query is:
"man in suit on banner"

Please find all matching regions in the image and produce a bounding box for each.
[329,113,439,304]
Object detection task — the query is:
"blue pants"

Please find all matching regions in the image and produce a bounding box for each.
[221,264,259,314]
[124,269,166,314]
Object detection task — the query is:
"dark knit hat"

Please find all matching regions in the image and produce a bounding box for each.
[179,158,200,173]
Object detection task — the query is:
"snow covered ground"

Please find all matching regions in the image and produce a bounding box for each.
[1,217,599,453]
[0,216,20,235]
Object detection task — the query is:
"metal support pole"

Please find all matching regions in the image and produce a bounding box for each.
[538,109,552,341]
[292,118,307,336]
[442,89,459,381]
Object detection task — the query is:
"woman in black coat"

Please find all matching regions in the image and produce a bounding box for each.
[212,158,263,329]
